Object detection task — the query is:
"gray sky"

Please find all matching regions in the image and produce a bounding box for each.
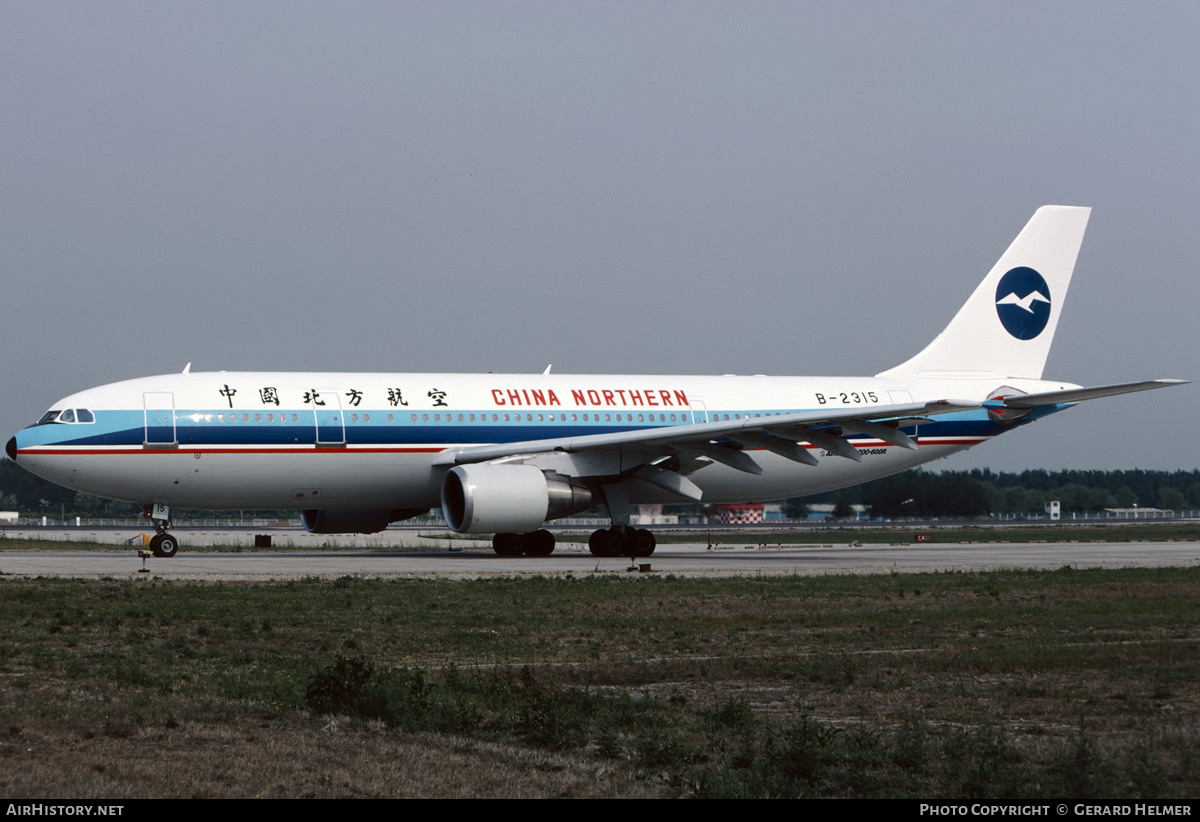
[2,2,1196,474]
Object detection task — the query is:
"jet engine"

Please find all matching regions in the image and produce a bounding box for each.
[441,463,593,534]
[300,508,427,534]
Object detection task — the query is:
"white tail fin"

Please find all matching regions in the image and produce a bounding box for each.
[877,205,1091,381]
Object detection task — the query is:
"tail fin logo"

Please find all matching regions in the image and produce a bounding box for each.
[995,267,1052,340]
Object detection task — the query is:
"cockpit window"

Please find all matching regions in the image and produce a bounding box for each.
[33,408,94,425]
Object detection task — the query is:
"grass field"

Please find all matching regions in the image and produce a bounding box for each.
[1,563,1197,798]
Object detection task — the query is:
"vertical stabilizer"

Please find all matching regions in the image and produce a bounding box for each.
[877,205,1091,380]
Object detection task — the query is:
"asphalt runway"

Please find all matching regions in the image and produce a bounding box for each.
[1,531,1197,579]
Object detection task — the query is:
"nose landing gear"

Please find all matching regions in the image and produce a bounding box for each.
[149,532,179,558]
[144,504,180,558]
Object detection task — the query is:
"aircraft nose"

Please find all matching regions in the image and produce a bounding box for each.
[6,436,16,461]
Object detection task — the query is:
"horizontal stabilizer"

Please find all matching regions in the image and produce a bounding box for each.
[993,379,1187,409]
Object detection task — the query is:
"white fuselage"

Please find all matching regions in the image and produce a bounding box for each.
[11,370,1073,512]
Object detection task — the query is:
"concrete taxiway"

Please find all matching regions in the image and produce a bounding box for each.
[0,532,1196,579]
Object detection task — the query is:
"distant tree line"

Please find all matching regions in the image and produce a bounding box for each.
[826,467,1200,518]
[0,458,141,519]
[3,457,1200,522]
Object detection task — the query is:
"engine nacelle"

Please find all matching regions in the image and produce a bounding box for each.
[441,463,593,534]
[300,508,427,534]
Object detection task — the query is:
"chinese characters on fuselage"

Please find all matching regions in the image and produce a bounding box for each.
[215,383,699,411]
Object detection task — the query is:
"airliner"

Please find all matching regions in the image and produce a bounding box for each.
[7,206,1184,558]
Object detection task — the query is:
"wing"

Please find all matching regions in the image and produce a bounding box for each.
[435,399,982,500]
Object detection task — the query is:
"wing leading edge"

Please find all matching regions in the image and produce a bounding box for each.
[435,399,982,499]
[434,379,1188,501]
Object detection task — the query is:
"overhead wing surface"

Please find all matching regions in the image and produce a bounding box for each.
[435,400,983,498]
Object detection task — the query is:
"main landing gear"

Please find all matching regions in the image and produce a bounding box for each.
[587,526,656,558]
[489,526,656,558]
[144,504,180,558]
[492,529,556,557]
[489,487,656,558]
[585,485,655,557]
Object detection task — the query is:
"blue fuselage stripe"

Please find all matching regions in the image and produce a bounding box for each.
[19,407,1012,449]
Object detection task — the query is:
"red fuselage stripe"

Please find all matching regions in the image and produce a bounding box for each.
[16,438,989,457]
